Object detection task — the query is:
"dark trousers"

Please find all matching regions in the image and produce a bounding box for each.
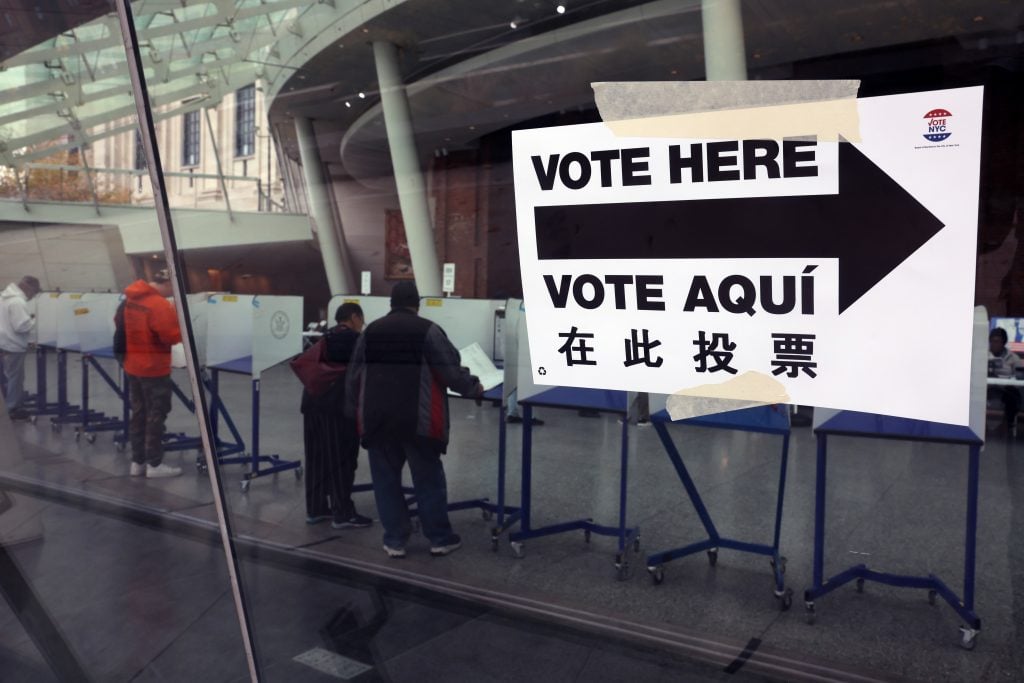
[127,374,172,467]
[368,440,453,548]
[988,386,1021,426]
[303,413,358,521]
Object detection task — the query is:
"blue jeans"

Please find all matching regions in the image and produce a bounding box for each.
[368,440,454,548]
[1,351,26,413]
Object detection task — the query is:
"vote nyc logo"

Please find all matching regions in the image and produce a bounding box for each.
[922,108,952,142]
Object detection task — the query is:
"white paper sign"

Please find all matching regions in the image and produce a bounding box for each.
[457,342,503,391]
[361,271,371,295]
[513,87,982,425]
[442,263,456,294]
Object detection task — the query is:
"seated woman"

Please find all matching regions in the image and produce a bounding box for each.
[987,326,1021,434]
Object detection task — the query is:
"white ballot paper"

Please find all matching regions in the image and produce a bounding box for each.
[457,342,503,391]
[170,343,187,369]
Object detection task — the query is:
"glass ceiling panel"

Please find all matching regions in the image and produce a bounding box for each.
[0,0,300,166]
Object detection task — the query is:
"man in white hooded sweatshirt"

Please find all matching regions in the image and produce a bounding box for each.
[0,276,41,420]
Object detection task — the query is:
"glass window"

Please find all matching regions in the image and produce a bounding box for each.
[181,110,200,167]
[235,85,256,157]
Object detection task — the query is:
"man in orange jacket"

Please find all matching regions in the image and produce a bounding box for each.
[123,269,183,478]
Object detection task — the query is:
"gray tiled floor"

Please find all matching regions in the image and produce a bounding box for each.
[0,494,777,682]
[3,353,1023,681]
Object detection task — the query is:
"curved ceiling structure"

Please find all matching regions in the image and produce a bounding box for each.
[263,0,1023,187]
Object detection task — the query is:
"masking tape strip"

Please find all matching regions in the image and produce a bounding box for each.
[666,371,790,421]
[594,80,861,142]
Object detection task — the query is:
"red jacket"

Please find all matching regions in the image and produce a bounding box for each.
[123,280,181,377]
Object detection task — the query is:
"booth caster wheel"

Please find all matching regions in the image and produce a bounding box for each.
[707,548,718,567]
[195,458,208,473]
[959,626,979,651]
[615,561,630,582]
[927,590,937,606]
[294,466,303,481]
[649,566,665,585]
[856,578,865,593]
[240,479,251,493]
[633,536,641,553]
[490,534,499,552]
[86,433,96,444]
[481,509,493,522]
[775,588,793,611]
[510,541,525,559]
[805,602,816,625]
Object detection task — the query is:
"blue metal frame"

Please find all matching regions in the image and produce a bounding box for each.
[209,368,300,487]
[804,423,982,648]
[26,346,63,417]
[75,353,129,441]
[643,409,792,608]
[508,399,640,578]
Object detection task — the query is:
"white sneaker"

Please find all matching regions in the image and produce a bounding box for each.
[146,463,182,479]
[129,462,146,477]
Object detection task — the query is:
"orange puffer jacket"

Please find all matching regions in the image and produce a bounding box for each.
[123,280,181,377]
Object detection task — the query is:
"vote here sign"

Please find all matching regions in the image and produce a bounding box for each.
[512,86,982,425]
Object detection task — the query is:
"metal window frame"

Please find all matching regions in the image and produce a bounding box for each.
[234,83,256,157]
[113,2,262,681]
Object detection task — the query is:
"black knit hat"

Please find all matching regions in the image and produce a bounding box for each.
[390,281,420,309]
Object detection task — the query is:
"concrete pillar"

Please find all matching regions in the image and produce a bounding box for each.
[294,117,355,295]
[373,41,442,296]
[702,0,748,81]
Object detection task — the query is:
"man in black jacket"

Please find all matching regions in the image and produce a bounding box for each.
[346,282,482,558]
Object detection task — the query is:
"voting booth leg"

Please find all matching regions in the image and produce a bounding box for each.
[49,351,97,430]
[75,356,131,446]
[215,377,301,492]
[645,422,792,609]
[26,347,62,419]
[73,356,125,444]
[193,370,246,473]
[490,410,522,551]
[508,405,640,579]
[802,435,981,649]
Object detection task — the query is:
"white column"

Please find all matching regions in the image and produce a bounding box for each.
[702,0,748,81]
[294,117,355,295]
[373,41,442,296]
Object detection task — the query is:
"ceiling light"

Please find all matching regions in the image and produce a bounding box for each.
[510,21,517,29]
[345,101,351,108]
[556,5,566,14]
[358,92,365,98]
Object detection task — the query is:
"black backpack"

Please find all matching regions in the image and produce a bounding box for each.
[113,300,127,365]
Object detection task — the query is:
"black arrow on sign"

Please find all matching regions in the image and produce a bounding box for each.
[534,143,944,314]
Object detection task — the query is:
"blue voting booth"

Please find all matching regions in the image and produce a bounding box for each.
[644,397,794,609]
[202,294,304,491]
[803,307,989,650]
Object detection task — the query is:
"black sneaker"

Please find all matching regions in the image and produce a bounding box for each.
[430,534,463,557]
[331,514,373,530]
[8,408,30,422]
